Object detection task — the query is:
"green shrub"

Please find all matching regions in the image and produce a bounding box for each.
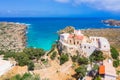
[78,57,89,65]
[93,64,99,71]
[94,75,101,80]
[75,65,87,78]
[15,52,30,66]
[89,50,105,62]
[10,73,40,80]
[71,55,78,62]
[113,59,119,68]
[111,46,119,59]
[50,51,57,60]
[60,54,69,65]
[28,61,35,70]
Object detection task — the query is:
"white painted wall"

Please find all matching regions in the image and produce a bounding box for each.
[89,37,110,51]
[81,43,96,57]
[104,75,116,80]
[0,59,12,76]
[60,33,69,41]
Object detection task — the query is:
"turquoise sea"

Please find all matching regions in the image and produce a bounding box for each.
[0,17,119,50]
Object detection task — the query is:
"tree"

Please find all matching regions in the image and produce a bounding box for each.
[78,57,89,65]
[71,55,78,62]
[10,74,21,80]
[113,59,119,68]
[94,76,101,80]
[50,51,57,60]
[93,64,99,71]
[0,50,5,55]
[111,46,119,59]
[15,52,29,66]
[28,61,35,70]
[10,73,40,80]
[60,54,69,65]
[75,65,87,78]
[89,50,105,62]
[23,48,45,61]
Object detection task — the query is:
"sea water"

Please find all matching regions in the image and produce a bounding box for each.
[0,17,119,50]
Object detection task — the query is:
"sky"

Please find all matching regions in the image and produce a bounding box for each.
[0,0,120,17]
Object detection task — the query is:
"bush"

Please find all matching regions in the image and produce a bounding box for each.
[89,50,105,62]
[71,55,78,62]
[93,64,99,71]
[113,59,119,68]
[15,52,30,66]
[78,57,89,65]
[94,75,101,80]
[28,61,35,70]
[75,65,87,78]
[10,73,40,80]
[0,50,5,55]
[111,47,119,59]
[60,54,69,65]
[23,48,45,61]
[50,51,57,60]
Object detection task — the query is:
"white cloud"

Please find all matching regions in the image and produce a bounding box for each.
[55,0,120,12]
[74,0,120,12]
[55,0,70,3]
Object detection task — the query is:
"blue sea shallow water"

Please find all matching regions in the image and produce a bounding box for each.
[0,17,119,50]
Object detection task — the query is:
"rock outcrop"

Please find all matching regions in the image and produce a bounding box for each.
[57,26,75,34]
[102,19,120,26]
[0,22,27,52]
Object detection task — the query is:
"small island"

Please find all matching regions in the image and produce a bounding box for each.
[102,19,120,26]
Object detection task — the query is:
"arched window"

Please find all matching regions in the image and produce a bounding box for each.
[89,47,90,49]
[70,40,71,43]
[74,42,75,45]
[77,41,79,44]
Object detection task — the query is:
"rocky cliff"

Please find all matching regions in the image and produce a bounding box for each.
[0,22,27,52]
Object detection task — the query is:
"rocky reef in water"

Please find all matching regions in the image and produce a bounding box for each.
[0,22,27,52]
[102,19,120,26]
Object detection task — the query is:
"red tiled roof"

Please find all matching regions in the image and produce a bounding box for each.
[68,34,84,40]
[99,65,105,74]
[75,35,84,40]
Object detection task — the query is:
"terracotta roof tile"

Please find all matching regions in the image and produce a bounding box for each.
[99,65,105,74]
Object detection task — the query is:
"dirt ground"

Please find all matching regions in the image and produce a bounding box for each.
[33,59,76,80]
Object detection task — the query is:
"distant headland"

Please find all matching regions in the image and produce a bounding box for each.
[102,19,120,26]
[0,22,27,52]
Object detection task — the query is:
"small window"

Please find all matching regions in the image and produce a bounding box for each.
[89,47,90,49]
[84,46,86,48]
[77,41,79,44]
[96,38,98,41]
[74,42,75,45]
[70,40,71,43]
[104,45,106,48]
